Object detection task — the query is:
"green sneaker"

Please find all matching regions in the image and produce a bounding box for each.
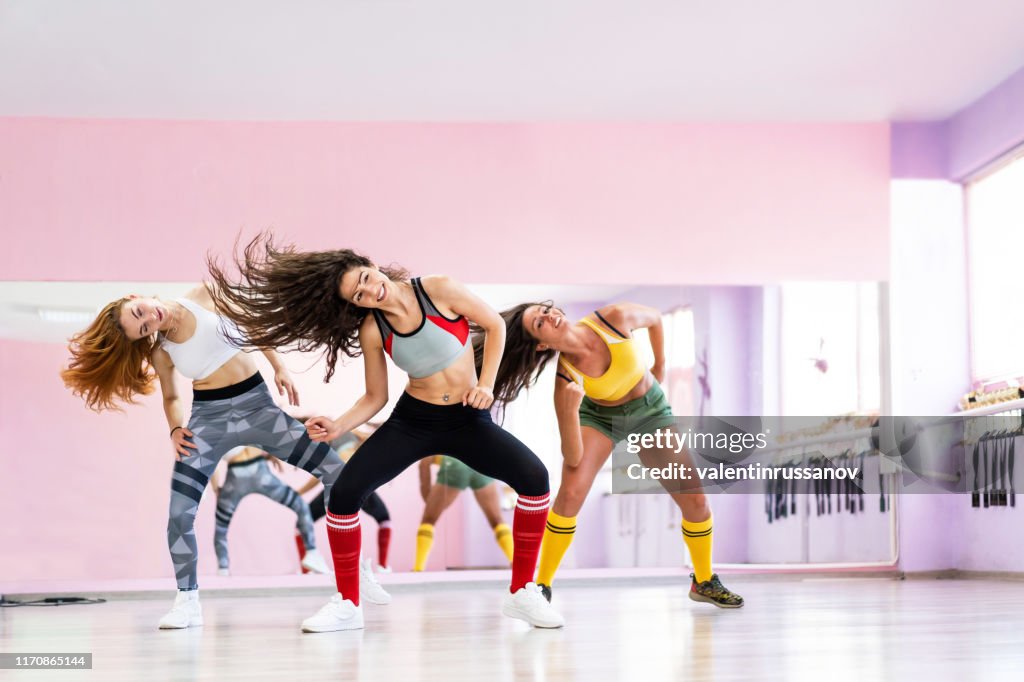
[688,573,744,608]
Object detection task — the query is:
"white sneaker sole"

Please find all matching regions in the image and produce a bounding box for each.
[301,615,364,633]
[501,603,564,629]
[158,615,203,629]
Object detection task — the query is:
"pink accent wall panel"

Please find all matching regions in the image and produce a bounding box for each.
[0,119,891,285]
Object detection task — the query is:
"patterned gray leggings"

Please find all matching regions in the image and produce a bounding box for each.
[168,374,343,590]
[213,457,316,570]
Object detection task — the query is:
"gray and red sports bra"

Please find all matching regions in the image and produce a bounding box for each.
[371,278,471,378]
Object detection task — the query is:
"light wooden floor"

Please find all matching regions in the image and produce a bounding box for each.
[2,576,1023,681]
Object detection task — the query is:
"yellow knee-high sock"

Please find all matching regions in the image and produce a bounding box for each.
[493,523,514,562]
[535,511,576,586]
[414,523,434,572]
[682,515,713,583]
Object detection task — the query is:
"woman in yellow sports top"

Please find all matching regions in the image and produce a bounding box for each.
[485,302,743,609]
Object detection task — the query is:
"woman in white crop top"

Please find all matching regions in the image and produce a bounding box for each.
[61,284,387,631]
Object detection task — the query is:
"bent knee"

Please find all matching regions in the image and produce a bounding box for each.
[552,488,588,516]
[679,493,710,517]
[513,464,550,498]
[327,480,368,516]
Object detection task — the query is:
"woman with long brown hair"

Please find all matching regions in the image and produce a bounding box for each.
[207,235,562,632]
[486,302,744,609]
[61,284,389,631]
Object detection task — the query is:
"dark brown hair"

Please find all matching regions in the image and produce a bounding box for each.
[477,301,557,405]
[61,298,158,411]
[206,233,408,381]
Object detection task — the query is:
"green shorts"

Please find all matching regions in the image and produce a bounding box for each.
[435,456,494,491]
[578,381,676,444]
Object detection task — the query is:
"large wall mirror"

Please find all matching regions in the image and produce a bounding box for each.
[0,280,887,591]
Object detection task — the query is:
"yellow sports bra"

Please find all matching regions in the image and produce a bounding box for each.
[557,313,646,402]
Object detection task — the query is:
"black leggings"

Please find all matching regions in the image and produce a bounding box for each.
[328,392,549,515]
[309,489,389,524]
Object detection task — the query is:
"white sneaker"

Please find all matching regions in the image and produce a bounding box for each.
[301,593,364,633]
[360,556,391,605]
[502,582,565,628]
[158,590,203,629]
[301,549,331,575]
[376,564,392,574]
[217,568,230,577]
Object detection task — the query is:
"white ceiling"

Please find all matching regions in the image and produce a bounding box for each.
[2,1,1023,121]
[0,281,635,343]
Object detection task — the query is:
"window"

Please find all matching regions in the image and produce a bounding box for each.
[661,308,697,415]
[779,282,880,415]
[627,307,696,413]
[966,154,1024,383]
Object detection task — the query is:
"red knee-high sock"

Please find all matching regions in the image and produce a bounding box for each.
[510,493,550,593]
[326,512,361,606]
[377,522,392,569]
[295,532,309,574]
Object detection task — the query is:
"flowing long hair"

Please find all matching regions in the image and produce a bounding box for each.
[206,233,408,381]
[61,298,158,411]
[475,301,558,406]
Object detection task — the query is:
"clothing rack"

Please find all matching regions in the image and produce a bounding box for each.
[761,398,1024,457]
[752,423,892,565]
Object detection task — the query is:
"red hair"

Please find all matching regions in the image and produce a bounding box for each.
[60,298,158,412]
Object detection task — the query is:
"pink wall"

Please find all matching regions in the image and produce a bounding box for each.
[0,339,174,583]
[0,337,433,586]
[0,119,891,285]
[0,118,893,588]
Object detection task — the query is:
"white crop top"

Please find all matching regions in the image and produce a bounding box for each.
[159,298,244,380]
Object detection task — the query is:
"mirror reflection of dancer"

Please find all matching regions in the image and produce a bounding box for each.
[60,284,388,631]
[487,302,743,609]
[291,428,394,573]
[210,446,328,576]
[414,456,514,571]
[208,236,563,632]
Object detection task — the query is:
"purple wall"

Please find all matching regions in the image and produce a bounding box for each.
[890,64,1024,574]
[946,66,1024,179]
[893,65,1024,180]
[887,179,1016,574]
[890,122,947,179]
